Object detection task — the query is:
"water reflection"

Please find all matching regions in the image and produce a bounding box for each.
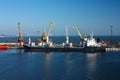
[86,53,99,80]
[44,53,51,74]
[43,52,73,80]
[43,53,52,80]
[16,49,24,54]
[64,53,72,79]
[16,50,106,80]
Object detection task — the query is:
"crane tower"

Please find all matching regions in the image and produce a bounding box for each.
[41,21,55,43]
[18,22,24,47]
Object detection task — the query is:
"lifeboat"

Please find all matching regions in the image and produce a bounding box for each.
[0,46,9,50]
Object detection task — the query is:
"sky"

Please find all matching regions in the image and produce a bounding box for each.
[0,0,120,36]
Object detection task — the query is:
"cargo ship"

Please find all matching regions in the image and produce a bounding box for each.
[23,44,105,53]
[23,33,106,53]
[23,24,106,53]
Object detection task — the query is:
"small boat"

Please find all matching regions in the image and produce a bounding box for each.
[0,46,9,50]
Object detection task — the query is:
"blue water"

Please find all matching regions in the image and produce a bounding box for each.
[0,36,120,80]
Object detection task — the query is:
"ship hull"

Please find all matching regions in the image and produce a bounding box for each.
[23,45,105,53]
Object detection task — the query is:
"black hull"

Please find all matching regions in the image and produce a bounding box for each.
[23,45,106,53]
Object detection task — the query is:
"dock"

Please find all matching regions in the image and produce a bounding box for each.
[0,42,19,48]
[106,48,120,52]
[0,42,17,45]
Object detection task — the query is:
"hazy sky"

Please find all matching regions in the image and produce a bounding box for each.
[0,0,120,36]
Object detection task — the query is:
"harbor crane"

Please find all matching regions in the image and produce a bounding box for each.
[18,22,24,47]
[66,26,69,44]
[62,26,73,47]
[73,25,101,47]
[41,21,55,43]
[47,21,55,36]
[73,24,86,40]
[18,22,23,42]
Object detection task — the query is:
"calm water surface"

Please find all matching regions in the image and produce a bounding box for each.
[0,36,120,80]
[0,49,120,80]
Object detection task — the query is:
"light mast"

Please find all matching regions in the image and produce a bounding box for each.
[66,26,69,44]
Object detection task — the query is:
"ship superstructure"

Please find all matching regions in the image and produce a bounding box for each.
[73,24,101,47]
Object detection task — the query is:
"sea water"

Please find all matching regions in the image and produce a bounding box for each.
[0,36,120,80]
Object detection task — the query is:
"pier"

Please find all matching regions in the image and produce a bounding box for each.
[0,42,18,48]
[106,48,120,52]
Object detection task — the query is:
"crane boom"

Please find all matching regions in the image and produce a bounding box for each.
[73,25,86,40]
[18,22,21,33]
[41,21,55,43]
[47,21,55,36]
